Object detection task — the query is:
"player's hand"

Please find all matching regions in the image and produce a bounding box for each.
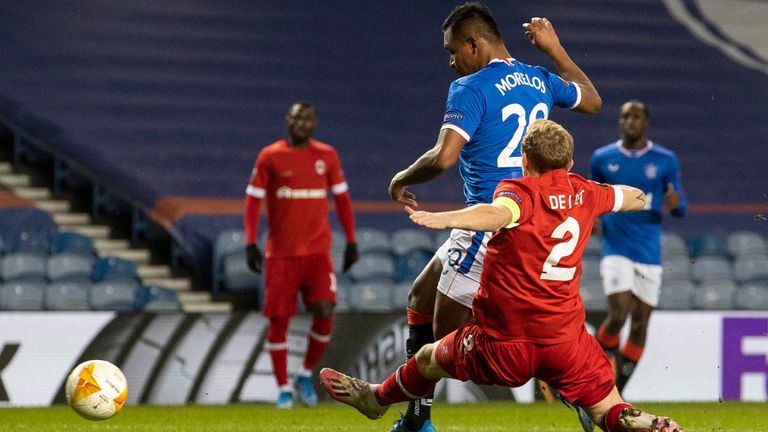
[406,206,448,229]
[342,242,358,273]
[389,174,418,207]
[245,244,263,273]
[522,17,562,56]
[664,182,680,211]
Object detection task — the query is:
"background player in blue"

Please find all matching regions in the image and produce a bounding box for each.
[590,100,687,395]
[386,3,602,431]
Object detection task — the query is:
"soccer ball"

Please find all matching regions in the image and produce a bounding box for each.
[65,360,128,420]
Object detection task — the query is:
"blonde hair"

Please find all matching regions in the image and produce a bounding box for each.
[521,119,574,173]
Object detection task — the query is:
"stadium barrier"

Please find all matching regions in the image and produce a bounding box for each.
[0,311,765,407]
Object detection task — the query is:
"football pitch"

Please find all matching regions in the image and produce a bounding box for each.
[3,401,766,431]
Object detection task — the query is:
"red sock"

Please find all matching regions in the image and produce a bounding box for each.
[267,316,291,387]
[597,323,620,351]
[603,402,634,432]
[621,340,644,363]
[303,317,332,371]
[374,357,439,406]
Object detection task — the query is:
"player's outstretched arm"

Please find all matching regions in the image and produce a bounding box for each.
[406,201,512,232]
[522,17,601,114]
[389,128,466,207]
[616,185,646,212]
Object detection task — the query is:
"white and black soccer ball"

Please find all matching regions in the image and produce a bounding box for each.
[65,360,128,420]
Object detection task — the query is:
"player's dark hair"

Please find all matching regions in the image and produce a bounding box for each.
[290,101,315,112]
[442,2,502,42]
[623,99,649,119]
[522,119,574,173]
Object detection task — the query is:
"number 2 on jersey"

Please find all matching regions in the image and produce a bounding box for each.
[540,217,580,281]
[497,102,549,168]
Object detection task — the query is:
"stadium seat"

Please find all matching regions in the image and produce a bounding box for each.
[579,278,607,311]
[693,280,736,309]
[212,228,251,293]
[582,256,601,281]
[688,233,726,258]
[734,282,768,310]
[394,251,432,282]
[584,235,602,258]
[690,255,732,282]
[7,230,53,254]
[661,255,692,282]
[349,280,393,312]
[391,228,435,256]
[1,252,47,281]
[137,285,182,311]
[89,280,141,311]
[0,280,45,310]
[733,254,768,283]
[334,279,353,312]
[433,230,451,250]
[726,231,767,257]
[222,252,261,291]
[331,230,346,254]
[658,280,695,309]
[44,280,90,310]
[51,231,97,256]
[391,281,412,310]
[661,232,688,258]
[346,253,396,282]
[47,253,95,281]
[356,228,392,255]
[92,256,139,282]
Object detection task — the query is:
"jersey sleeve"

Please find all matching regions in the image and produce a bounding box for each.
[326,148,349,195]
[246,150,270,199]
[535,66,581,110]
[664,152,688,217]
[493,180,533,227]
[440,81,484,142]
[587,179,621,216]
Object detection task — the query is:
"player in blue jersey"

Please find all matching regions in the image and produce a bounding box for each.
[590,100,687,394]
[386,3,601,431]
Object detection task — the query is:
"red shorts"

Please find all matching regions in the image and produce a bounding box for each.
[435,323,614,407]
[263,254,336,317]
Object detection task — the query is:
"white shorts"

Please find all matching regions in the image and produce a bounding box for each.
[434,229,492,309]
[600,255,662,307]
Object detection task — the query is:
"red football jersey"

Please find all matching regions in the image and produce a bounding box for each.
[247,139,347,258]
[472,169,621,344]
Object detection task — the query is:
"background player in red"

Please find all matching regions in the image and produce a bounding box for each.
[321,119,684,432]
[243,101,358,409]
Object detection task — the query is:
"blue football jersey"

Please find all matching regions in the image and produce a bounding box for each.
[441,58,581,205]
[590,140,688,264]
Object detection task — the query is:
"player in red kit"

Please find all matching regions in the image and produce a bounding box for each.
[244,101,358,409]
[320,119,684,432]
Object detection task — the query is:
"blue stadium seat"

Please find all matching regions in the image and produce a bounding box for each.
[51,231,97,256]
[47,253,95,281]
[331,230,346,254]
[346,253,396,283]
[349,280,393,312]
[137,285,182,311]
[659,280,695,310]
[584,235,603,258]
[582,256,601,281]
[44,280,90,310]
[662,255,692,282]
[89,280,141,311]
[734,282,768,310]
[391,281,412,310]
[661,232,688,258]
[690,256,732,283]
[334,278,353,312]
[1,252,47,281]
[688,233,726,258]
[356,228,392,255]
[222,252,261,291]
[433,230,451,250]
[580,278,606,311]
[391,228,434,256]
[394,251,432,282]
[92,256,139,282]
[0,280,45,310]
[733,254,768,283]
[726,231,767,258]
[7,230,53,254]
[693,280,736,309]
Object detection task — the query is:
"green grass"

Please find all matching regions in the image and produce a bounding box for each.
[2,401,765,431]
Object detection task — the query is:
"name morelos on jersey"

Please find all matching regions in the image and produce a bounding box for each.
[440,58,582,206]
